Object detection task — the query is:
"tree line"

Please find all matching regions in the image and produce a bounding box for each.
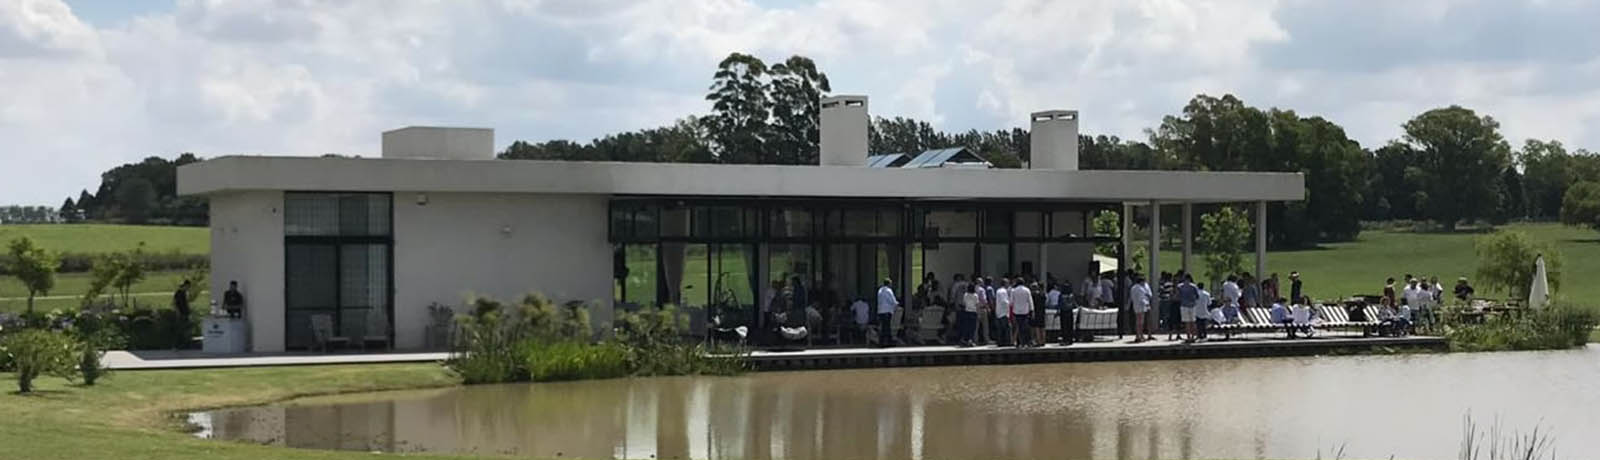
[36,52,1597,245]
[499,52,1600,248]
[47,154,208,226]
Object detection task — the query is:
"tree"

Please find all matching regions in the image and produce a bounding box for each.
[768,56,831,165]
[1198,207,1251,285]
[1091,210,1121,256]
[1560,181,1600,231]
[1474,230,1561,300]
[112,177,158,224]
[1398,106,1513,230]
[6,236,59,314]
[1518,139,1573,219]
[59,197,77,222]
[704,53,771,164]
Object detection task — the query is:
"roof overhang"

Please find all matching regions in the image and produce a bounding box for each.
[179,156,1305,203]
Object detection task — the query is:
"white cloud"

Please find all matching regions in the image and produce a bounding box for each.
[2,0,1600,205]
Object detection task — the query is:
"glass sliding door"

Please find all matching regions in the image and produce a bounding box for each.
[284,192,392,350]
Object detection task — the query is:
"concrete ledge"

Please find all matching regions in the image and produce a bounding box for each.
[743,336,1445,371]
[103,350,449,370]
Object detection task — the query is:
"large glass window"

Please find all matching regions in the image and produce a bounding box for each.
[283,192,392,350]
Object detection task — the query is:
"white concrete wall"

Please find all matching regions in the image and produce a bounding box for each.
[209,191,286,352]
[180,156,1305,203]
[381,127,494,160]
[391,192,613,349]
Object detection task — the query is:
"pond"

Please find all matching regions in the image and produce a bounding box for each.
[192,346,1600,459]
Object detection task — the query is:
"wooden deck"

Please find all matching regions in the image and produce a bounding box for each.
[743,335,1446,371]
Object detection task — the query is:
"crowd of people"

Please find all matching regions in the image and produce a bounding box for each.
[754,266,1481,348]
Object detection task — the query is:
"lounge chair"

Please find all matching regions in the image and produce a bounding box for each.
[1073,307,1119,339]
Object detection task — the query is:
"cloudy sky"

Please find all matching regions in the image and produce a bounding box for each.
[3,0,1600,205]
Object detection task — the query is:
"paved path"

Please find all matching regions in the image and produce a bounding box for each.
[102,350,450,370]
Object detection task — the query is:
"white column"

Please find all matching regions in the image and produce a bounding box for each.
[1148,201,1160,285]
[1181,203,1192,274]
[1255,201,1267,281]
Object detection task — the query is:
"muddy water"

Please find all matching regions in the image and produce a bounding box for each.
[194,347,1600,459]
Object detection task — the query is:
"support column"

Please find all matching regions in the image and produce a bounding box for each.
[1181,203,1192,275]
[1255,201,1267,281]
[1148,201,1160,285]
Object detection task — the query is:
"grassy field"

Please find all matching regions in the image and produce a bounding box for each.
[1131,222,1598,303]
[0,224,208,255]
[0,270,207,314]
[0,364,467,460]
[0,224,209,314]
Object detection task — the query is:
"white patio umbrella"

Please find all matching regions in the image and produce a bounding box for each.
[1528,254,1549,310]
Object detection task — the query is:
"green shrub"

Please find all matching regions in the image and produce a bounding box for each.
[1444,304,1600,352]
[1,329,80,393]
[524,341,630,382]
[447,298,530,384]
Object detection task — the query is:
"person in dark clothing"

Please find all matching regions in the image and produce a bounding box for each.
[173,280,193,348]
[1289,272,1303,307]
[223,280,246,319]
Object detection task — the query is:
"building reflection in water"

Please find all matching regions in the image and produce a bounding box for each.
[202,353,1600,460]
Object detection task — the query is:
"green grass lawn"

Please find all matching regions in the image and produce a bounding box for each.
[0,364,470,460]
[1130,222,1596,304]
[0,270,206,314]
[0,224,208,255]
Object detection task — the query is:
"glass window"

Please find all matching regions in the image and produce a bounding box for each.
[660,206,689,238]
[621,244,658,308]
[286,244,337,309]
[285,194,340,236]
[770,208,811,238]
[1016,211,1043,238]
[677,244,709,309]
[694,206,748,238]
[1050,210,1084,238]
[983,209,1013,239]
[286,193,391,237]
[923,209,977,239]
[609,205,631,240]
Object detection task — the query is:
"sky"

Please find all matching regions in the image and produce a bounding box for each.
[4,0,1600,205]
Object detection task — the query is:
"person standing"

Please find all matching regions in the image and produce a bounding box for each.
[946,274,969,344]
[1222,275,1242,323]
[1030,281,1047,346]
[1159,272,1178,340]
[1129,275,1152,343]
[959,284,980,347]
[1178,274,1199,343]
[223,280,246,319]
[1011,280,1035,348]
[173,280,193,349]
[1265,273,1281,304]
[1080,271,1100,310]
[1046,283,1062,343]
[1289,272,1303,309]
[994,278,1013,347]
[1240,273,1259,309]
[876,279,899,347]
[1383,277,1398,309]
[1195,278,1214,340]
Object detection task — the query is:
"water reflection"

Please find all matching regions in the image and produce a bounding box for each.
[200,347,1600,459]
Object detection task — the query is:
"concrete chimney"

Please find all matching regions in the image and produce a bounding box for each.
[382,126,495,160]
[1029,110,1079,170]
[820,95,869,167]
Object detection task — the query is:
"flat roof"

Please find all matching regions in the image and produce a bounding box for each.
[178,156,1304,203]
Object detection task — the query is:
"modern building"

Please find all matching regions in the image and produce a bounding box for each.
[178,95,1303,352]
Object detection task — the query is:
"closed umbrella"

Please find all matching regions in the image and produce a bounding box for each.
[1528,255,1549,310]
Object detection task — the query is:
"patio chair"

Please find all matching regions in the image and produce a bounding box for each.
[309,314,350,352]
[362,308,392,351]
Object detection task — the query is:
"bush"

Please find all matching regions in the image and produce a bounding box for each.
[1444,304,1599,352]
[1,329,80,393]
[447,296,746,385]
[524,341,630,382]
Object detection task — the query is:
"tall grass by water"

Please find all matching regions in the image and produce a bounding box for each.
[445,295,746,384]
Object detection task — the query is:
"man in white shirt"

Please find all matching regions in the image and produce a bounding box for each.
[994,278,1013,346]
[1010,280,1034,348]
[1129,275,1153,343]
[975,276,991,344]
[876,279,898,347]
